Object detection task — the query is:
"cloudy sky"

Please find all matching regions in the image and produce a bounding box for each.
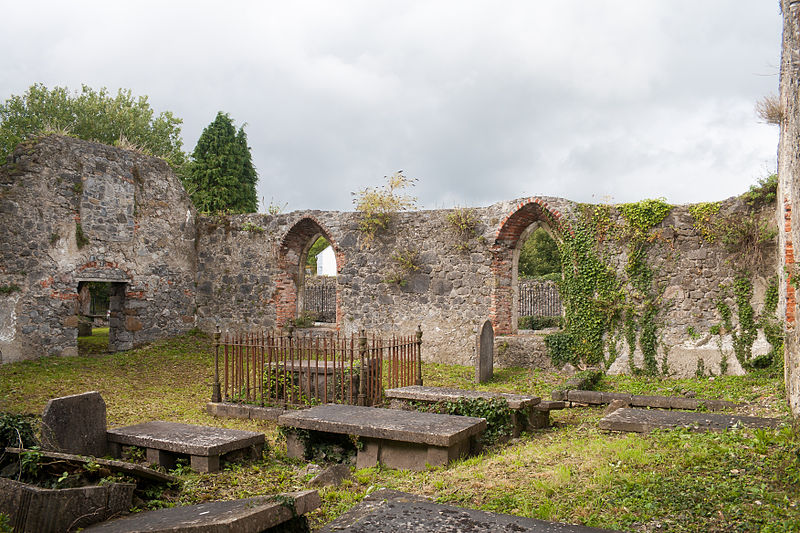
[0,1,783,212]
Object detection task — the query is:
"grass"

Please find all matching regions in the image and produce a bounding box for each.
[78,326,110,356]
[1,331,798,531]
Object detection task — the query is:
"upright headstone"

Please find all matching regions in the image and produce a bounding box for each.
[41,391,107,457]
[476,320,494,383]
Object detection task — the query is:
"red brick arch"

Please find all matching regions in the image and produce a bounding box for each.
[491,198,563,335]
[274,216,342,326]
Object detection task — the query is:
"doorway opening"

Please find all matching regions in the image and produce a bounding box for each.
[517,225,563,331]
[77,281,127,355]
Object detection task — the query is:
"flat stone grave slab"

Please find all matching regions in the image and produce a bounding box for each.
[320,488,622,532]
[85,490,320,532]
[599,407,785,433]
[385,385,541,436]
[278,404,486,471]
[553,389,738,411]
[106,421,264,473]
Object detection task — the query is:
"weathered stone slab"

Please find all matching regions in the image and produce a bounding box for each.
[599,407,785,433]
[476,320,494,383]
[0,477,134,533]
[84,490,320,532]
[4,447,179,484]
[106,421,264,473]
[320,489,622,532]
[385,385,540,410]
[206,401,288,421]
[278,404,486,448]
[41,391,108,457]
[555,390,738,411]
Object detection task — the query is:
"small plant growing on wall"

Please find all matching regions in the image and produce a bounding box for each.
[75,222,89,248]
[241,221,265,233]
[352,171,417,244]
[447,207,479,251]
[385,247,421,287]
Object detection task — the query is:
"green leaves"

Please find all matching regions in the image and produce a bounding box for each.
[0,84,185,168]
[184,112,258,214]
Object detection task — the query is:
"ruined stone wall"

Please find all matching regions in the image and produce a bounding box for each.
[778,0,800,417]
[0,136,197,363]
[0,135,780,379]
[196,196,777,376]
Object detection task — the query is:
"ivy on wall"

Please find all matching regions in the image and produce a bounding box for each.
[546,199,672,375]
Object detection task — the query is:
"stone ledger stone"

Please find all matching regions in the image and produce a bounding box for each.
[320,489,622,532]
[599,407,785,433]
[41,391,107,457]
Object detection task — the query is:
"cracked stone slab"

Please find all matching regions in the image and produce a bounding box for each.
[599,407,785,433]
[85,490,320,532]
[553,389,738,411]
[384,385,540,410]
[320,489,622,532]
[106,421,264,456]
[278,404,486,447]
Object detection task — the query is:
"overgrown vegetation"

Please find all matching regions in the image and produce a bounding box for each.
[0,84,185,168]
[756,94,783,125]
[0,284,21,295]
[75,222,89,248]
[352,171,417,244]
[385,247,421,286]
[447,207,480,251]
[519,227,561,279]
[0,334,794,532]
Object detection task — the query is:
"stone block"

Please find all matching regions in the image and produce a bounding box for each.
[599,407,784,433]
[41,391,107,457]
[0,477,134,533]
[475,320,494,384]
[85,490,321,532]
[309,464,351,487]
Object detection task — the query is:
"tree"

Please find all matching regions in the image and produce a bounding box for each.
[518,227,561,278]
[185,112,258,213]
[0,83,185,167]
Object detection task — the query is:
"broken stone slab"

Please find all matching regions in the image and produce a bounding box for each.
[4,447,179,484]
[0,476,134,533]
[320,488,623,532]
[553,390,738,411]
[385,385,542,436]
[106,421,264,473]
[84,490,320,532]
[278,404,486,471]
[599,407,785,433]
[41,391,108,457]
[385,385,540,410]
[309,464,351,487]
[206,401,288,421]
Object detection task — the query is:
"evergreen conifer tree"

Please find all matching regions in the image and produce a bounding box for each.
[186,112,258,213]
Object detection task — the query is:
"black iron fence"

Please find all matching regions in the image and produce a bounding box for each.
[212,327,422,407]
[303,276,336,323]
[519,279,562,317]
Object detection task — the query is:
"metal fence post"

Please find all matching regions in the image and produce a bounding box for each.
[358,330,367,406]
[212,325,222,403]
[416,325,423,386]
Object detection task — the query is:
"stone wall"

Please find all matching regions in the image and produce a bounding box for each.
[779,0,800,417]
[0,135,782,380]
[0,135,197,363]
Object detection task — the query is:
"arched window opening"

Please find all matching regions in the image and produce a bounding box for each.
[302,236,336,323]
[517,226,563,331]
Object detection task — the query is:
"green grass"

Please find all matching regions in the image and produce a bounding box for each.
[78,327,110,355]
[1,332,798,531]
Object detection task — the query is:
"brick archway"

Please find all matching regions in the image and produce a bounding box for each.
[275,216,342,326]
[491,198,563,335]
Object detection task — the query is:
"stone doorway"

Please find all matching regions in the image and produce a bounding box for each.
[76,280,128,354]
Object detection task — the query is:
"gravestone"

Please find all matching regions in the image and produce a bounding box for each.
[475,320,494,383]
[41,391,107,457]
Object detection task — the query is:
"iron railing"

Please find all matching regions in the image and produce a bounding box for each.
[303,276,336,323]
[212,327,422,407]
[519,279,562,317]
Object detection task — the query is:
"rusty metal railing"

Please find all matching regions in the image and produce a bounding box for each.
[213,326,422,407]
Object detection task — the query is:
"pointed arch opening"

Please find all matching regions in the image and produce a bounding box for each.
[491,199,563,335]
[276,217,341,327]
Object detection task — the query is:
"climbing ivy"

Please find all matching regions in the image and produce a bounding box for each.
[688,202,721,242]
[545,199,672,375]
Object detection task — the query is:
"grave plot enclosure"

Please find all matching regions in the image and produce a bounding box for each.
[216,328,422,407]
